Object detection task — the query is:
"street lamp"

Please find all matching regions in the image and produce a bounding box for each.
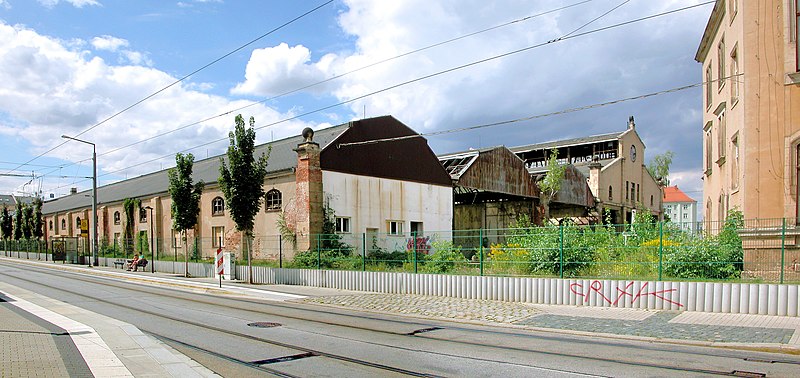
[144,205,154,273]
[61,135,98,267]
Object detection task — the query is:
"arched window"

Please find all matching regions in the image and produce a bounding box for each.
[650,195,654,207]
[113,211,120,225]
[139,207,147,223]
[212,197,225,216]
[76,217,81,230]
[61,219,66,230]
[608,186,613,201]
[49,220,53,230]
[266,189,282,211]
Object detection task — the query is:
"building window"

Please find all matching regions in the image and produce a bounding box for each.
[683,204,689,210]
[61,219,66,230]
[650,195,653,207]
[729,0,737,21]
[683,213,688,220]
[335,217,351,233]
[212,197,225,216]
[730,45,739,103]
[704,124,713,174]
[608,186,613,201]
[625,181,629,200]
[717,110,726,163]
[718,194,726,225]
[75,217,81,230]
[212,226,225,248]
[113,211,120,225]
[265,189,282,211]
[636,184,640,202]
[717,37,725,90]
[388,220,403,236]
[732,134,739,190]
[705,65,713,108]
[49,220,53,230]
[139,207,147,223]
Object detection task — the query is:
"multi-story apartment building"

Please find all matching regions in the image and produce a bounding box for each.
[663,186,698,231]
[695,0,800,223]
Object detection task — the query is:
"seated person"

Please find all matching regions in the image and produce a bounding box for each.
[133,258,147,272]
[127,254,139,271]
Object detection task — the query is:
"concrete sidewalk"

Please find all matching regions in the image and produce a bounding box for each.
[5,257,800,355]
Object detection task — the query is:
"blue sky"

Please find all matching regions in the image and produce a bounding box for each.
[0,0,711,205]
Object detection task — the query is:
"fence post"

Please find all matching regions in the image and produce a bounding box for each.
[316,234,321,270]
[279,234,283,269]
[559,223,564,279]
[361,233,366,272]
[412,231,418,274]
[781,218,786,284]
[658,221,663,281]
[479,228,484,277]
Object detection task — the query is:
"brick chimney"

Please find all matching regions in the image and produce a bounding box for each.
[294,127,323,251]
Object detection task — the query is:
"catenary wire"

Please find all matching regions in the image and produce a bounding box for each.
[35,2,714,194]
[31,1,597,178]
[2,0,334,177]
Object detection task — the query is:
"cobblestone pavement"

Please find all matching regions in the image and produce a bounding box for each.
[0,300,92,377]
[301,293,541,323]
[300,293,800,345]
[517,312,796,344]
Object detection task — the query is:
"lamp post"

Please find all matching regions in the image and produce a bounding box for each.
[61,135,98,267]
[144,206,154,273]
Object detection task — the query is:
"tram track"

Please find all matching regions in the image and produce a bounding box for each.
[0,259,790,377]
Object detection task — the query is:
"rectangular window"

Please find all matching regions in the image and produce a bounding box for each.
[387,221,403,236]
[717,38,725,89]
[705,123,713,174]
[410,221,424,236]
[705,65,713,108]
[732,134,739,189]
[683,204,689,210]
[717,111,726,162]
[636,184,640,202]
[212,226,225,248]
[683,213,688,220]
[625,181,629,200]
[139,208,147,223]
[335,217,351,233]
[730,45,739,103]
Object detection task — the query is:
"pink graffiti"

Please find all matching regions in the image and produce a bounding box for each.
[569,280,684,308]
[406,236,431,254]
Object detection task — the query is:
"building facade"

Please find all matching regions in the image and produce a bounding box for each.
[663,186,698,232]
[510,116,663,224]
[695,0,800,223]
[42,116,453,260]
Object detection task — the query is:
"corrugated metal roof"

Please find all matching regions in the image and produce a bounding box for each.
[42,124,349,214]
[509,131,622,153]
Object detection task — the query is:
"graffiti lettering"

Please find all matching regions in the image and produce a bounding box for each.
[406,236,431,254]
[569,280,683,307]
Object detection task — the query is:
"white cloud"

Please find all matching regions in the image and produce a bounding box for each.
[38,0,100,8]
[120,49,153,66]
[91,35,128,51]
[231,43,333,97]
[0,21,316,189]
[0,0,10,10]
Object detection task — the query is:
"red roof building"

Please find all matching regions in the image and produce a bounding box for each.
[663,186,697,230]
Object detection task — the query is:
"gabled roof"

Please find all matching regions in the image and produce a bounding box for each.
[0,194,34,209]
[438,146,501,179]
[43,123,349,214]
[663,186,696,203]
[509,131,621,154]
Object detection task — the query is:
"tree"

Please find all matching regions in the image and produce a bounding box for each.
[1,206,12,250]
[168,152,204,277]
[122,198,141,257]
[21,203,33,239]
[539,148,566,223]
[13,201,23,240]
[32,198,43,240]
[218,114,270,283]
[646,151,674,186]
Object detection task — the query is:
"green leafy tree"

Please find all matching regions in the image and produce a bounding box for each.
[168,152,204,277]
[21,203,33,239]
[1,206,12,250]
[32,198,43,240]
[13,201,23,240]
[539,148,566,223]
[646,151,674,185]
[122,198,141,256]
[218,114,270,283]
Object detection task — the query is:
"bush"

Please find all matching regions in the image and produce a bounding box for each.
[506,216,595,277]
[423,240,466,274]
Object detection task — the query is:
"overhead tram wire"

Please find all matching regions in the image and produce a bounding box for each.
[4,0,334,177]
[35,2,714,194]
[33,0,597,181]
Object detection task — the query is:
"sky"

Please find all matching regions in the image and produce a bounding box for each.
[0,0,711,206]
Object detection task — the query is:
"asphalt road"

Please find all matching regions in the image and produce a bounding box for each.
[1,260,798,377]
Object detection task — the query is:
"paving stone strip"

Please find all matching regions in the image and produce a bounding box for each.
[300,294,541,323]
